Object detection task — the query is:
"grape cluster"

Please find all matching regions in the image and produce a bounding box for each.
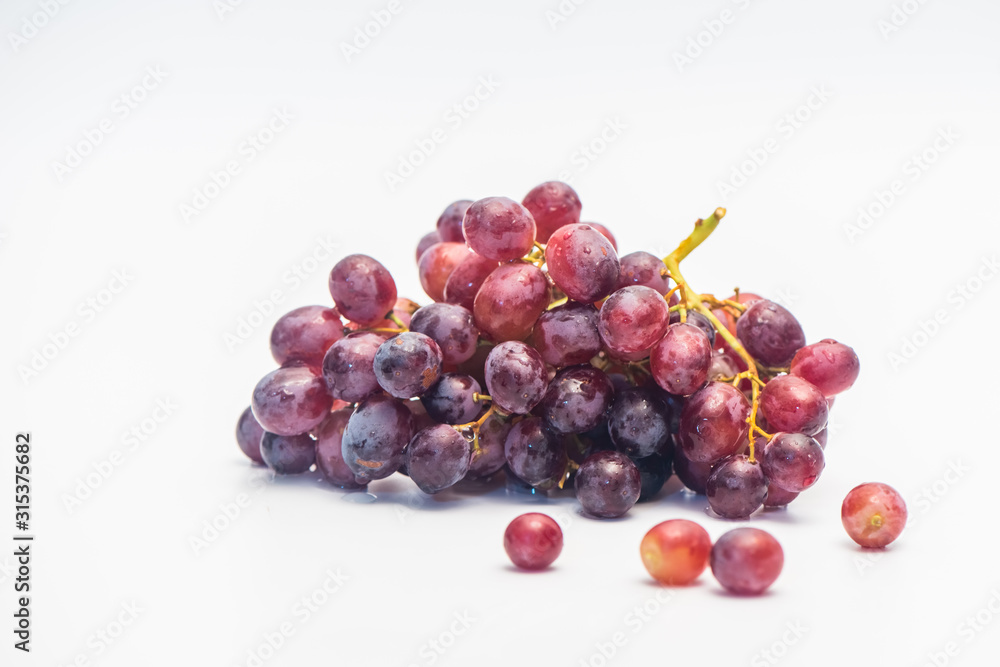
[236,181,863,522]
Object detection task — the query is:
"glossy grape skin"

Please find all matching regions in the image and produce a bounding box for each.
[269,306,344,369]
[761,432,825,492]
[759,375,828,436]
[443,252,498,312]
[436,199,473,243]
[586,222,618,251]
[708,350,741,382]
[260,431,315,475]
[640,519,712,585]
[706,455,767,519]
[373,332,443,399]
[710,528,784,595]
[504,513,563,570]
[539,366,614,434]
[667,310,717,348]
[617,251,672,295]
[608,387,672,458]
[328,254,397,326]
[462,196,536,261]
[341,395,414,481]
[575,451,641,519]
[790,339,860,397]
[473,263,549,342]
[842,482,907,548]
[504,417,567,487]
[763,483,800,508]
[418,242,470,303]
[409,302,479,365]
[416,231,442,263]
[314,409,366,489]
[736,300,805,366]
[251,366,333,436]
[484,341,548,414]
[651,323,713,397]
[545,223,620,303]
[421,373,482,424]
[405,425,472,494]
[236,406,266,464]
[678,382,751,464]
[814,428,828,449]
[467,412,511,478]
[521,181,582,243]
[321,332,384,403]
[634,453,671,502]
[530,302,602,367]
[598,286,670,355]
[673,449,713,494]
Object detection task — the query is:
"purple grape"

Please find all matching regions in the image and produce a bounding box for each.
[341,395,414,481]
[706,455,767,519]
[598,286,670,355]
[321,332,384,402]
[436,199,472,243]
[236,406,265,464]
[539,365,614,434]
[473,262,550,343]
[442,252,498,312]
[608,387,672,458]
[673,448,712,494]
[260,431,315,475]
[545,223,620,303]
[759,375,829,436]
[314,409,366,489]
[617,251,672,296]
[710,528,784,595]
[736,300,805,366]
[760,432,825,492]
[650,322,713,396]
[504,417,567,488]
[416,230,442,263]
[462,196,536,261]
[574,451,641,519]
[634,453,671,502]
[708,350,741,381]
[251,365,332,436]
[484,341,548,414]
[678,382,751,464]
[420,373,482,424]
[409,302,479,365]
[269,305,344,369]
[667,310,716,348]
[467,412,511,478]
[764,483,800,508]
[328,254,397,326]
[522,181,582,243]
[530,301,602,368]
[373,332,443,399]
[405,425,472,494]
[418,242,470,303]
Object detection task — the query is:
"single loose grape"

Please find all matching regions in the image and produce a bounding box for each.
[841,482,907,548]
[710,528,784,595]
[504,513,563,570]
[640,519,712,585]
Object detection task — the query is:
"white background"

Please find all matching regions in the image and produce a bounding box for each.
[2,0,999,665]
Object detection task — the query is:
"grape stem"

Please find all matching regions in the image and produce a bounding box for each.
[662,207,768,462]
[451,405,497,454]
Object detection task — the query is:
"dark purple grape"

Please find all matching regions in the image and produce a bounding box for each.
[473,262,549,342]
[328,254,397,326]
[634,453,671,502]
[736,300,805,366]
[504,417,567,487]
[416,230,442,263]
[251,366,332,436]
[650,322,712,396]
[420,373,482,424]
[269,305,344,368]
[418,242,470,303]
[405,425,472,494]
[545,223,620,303]
[764,483,799,508]
[436,199,473,243]
[443,252,498,312]
[574,451,641,519]
[667,310,717,348]
[373,332,443,399]
[598,286,670,355]
[710,528,784,595]
[409,302,479,365]
[260,431,315,474]
[236,406,266,464]
[706,455,767,519]
[314,409,365,489]
[530,301,602,368]
[321,332,384,403]
[467,412,511,478]
[678,382,751,464]
[617,251,672,295]
[462,196,536,261]
[539,366,614,434]
[673,448,712,494]
[341,395,414,481]
[522,181,582,243]
[759,375,828,436]
[760,432,825,492]
[608,387,672,458]
[484,341,548,414]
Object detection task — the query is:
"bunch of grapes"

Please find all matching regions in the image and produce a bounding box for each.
[236,181,862,522]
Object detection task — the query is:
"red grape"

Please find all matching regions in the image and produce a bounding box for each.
[416,230,442,263]
[736,300,805,366]
[678,382,751,463]
[252,365,332,436]
[260,431,315,475]
[759,375,828,436]
[235,406,266,464]
[342,394,414,481]
[710,528,784,595]
[473,263,549,342]
[462,196,536,261]
[373,332,443,399]
[522,181,582,243]
[321,332,385,402]
[545,223,620,303]
[328,254,397,326]
[575,450,641,519]
[313,409,366,489]
[760,432,825,492]
[442,252,498,312]
[585,222,617,251]
[504,417,567,487]
[484,341,548,414]
[650,322,712,396]
[539,365,614,434]
[436,199,473,243]
[790,339,860,396]
[616,251,671,295]
[530,302,602,367]
[640,519,712,585]
[504,513,563,570]
[706,455,766,519]
[405,424,472,494]
[841,482,907,548]
[409,302,479,365]
[269,305,344,369]
[418,242,469,302]
[598,286,670,355]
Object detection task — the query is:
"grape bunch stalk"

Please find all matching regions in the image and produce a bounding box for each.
[236,181,861,521]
